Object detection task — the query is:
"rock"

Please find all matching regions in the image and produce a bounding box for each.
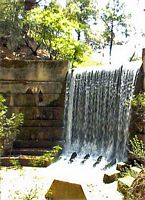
[103,170,120,183]
[116,162,127,171]
[81,154,90,164]
[83,154,90,160]
[93,156,103,167]
[69,152,77,163]
[103,159,116,170]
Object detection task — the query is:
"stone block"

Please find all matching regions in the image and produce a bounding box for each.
[117,176,135,195]
[0,81,63,94]
[8,106,64,120]
[13,140,64,148]
[0,60,68,81]
[130,166,142,178]
[18,127,64,140]
[23,119,63,127]
[4,94,62,106]
[45,179,87,200]
[103,170,120,183]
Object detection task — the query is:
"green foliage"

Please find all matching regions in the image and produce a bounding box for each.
[29,145,62,167]
[0,95,24,155]
[130,92,145,133]
[130,135,144,157]
[101,0,131,56]
[0,0,24,50]
[9,159,22,169]
[120,165,131,177]
[66,0,98,40]
[75,54,102,68]
[120,136,145,200]
[25,2,91,64]
[131,92,145,108]
[124,170,145,200]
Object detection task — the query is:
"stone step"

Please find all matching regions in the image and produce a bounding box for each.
[0,155,53,167]
[18,127,64,141]
[117,176,135,195]
[11,148,50,156]
[13,140,64,149]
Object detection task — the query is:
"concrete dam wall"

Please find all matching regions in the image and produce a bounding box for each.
[0,59,68,148]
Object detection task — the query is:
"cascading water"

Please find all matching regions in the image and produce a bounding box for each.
[45,62,140,200]
[64,64,139,163]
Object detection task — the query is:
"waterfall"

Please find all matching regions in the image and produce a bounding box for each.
[64,64,139,162]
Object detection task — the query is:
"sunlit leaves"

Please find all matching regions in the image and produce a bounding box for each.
[26,2,90,64]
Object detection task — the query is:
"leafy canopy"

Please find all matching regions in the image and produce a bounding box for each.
[26,1,91,64]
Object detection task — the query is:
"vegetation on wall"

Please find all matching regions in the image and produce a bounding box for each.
[29,145,62,167]
[130,92,145,133]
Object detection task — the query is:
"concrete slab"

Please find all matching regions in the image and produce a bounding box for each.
[45,179,87,200]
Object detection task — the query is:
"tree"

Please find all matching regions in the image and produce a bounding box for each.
[66,0,98,42]
[26,1,91,64]
[101,0,131,59]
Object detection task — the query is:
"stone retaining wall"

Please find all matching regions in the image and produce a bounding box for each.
[129,49,145,145]
[0,59,68,148]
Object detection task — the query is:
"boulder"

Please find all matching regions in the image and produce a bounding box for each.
[103,170,120,183]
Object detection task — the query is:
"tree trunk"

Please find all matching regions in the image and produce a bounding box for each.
[77,31,81,41]
[109,20,114,62]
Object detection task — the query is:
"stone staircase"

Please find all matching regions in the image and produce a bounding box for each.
[0,143,63,167]
[11,148,50,156]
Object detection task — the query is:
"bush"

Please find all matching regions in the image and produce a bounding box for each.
[124,170,145,200]
[0,95,24,156]
[130,135,145,157]
[122,136,145,200]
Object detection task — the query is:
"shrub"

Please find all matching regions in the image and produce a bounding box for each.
[124,170,145,200]
[29,145,62,167]
[0,95,24,156]
[122,136,145,200]
[130,135,145,157]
